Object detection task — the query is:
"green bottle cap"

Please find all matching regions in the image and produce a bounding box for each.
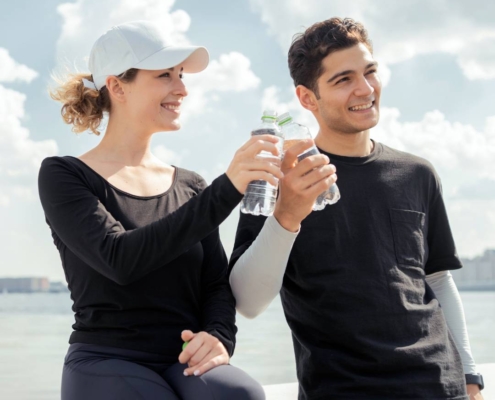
[182,341,189,351]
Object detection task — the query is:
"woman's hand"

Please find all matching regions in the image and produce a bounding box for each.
[178,330,229,377]
[225,135,284,194]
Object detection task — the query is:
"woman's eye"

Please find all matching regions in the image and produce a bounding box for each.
[367,69,377,75]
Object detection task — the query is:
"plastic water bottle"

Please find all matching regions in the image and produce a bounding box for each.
[240,110,284,216]
[277,112,340,210]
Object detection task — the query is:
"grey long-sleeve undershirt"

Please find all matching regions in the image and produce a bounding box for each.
[229,215,477,374]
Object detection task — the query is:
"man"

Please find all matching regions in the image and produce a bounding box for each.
[229,18,485,400]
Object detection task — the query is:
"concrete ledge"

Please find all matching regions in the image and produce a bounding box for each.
[263,363,495,400]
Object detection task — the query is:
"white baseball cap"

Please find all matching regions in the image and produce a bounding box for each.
[87,20,209,90]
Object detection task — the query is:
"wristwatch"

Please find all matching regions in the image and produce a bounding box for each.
[465,373,484,390]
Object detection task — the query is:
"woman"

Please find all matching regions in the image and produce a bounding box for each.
[38,20,281,400]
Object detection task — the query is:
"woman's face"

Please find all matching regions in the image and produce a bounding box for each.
[124,66,188,133]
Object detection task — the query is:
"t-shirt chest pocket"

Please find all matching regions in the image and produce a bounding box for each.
[389,209,426,268]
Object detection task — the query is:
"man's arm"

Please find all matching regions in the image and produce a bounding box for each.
[425,271,484,399]
[228,140,337,317]
[229,215,298,318]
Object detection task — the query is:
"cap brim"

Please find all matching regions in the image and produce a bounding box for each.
[133,46,209,73]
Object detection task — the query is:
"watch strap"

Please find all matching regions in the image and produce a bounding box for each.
[465,373,484,391]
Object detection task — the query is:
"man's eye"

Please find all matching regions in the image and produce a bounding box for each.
[367,69,377,75]
[336,77,349,84]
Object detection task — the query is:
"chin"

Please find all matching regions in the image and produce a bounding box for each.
[159,122,181,132]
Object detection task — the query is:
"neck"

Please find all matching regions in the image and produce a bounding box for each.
[92,115,156,166]
[314,128,373,157]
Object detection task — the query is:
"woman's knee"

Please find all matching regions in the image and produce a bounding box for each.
[163,363,265,400]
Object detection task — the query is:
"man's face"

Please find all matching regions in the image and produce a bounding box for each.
[314,43,381,135]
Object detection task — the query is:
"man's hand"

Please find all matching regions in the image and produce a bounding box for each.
[178,330,229,377]
[273,139,337,232]
[467,384,484,400]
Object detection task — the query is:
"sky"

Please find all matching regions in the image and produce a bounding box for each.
[0,0,494,281]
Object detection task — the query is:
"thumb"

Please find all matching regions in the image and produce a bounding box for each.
[181,330,195,342]
[282,139,314,172]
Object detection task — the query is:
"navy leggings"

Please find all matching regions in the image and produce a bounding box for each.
[62,343,265,400]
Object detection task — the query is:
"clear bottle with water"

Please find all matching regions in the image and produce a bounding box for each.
[277,112,340,210]
[240,110,284,216]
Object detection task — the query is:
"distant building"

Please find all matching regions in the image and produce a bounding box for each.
[0,277,50,293]
[451,249,495,290]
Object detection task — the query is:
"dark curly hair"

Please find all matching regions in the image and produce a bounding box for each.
[288,17,372,99]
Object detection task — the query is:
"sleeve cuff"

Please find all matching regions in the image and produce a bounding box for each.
[213,173,244,204]
[267,214,301,236]
[207,328,235,357]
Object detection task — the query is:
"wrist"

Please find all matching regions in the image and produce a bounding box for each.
[465,373,484,391]
[273,209,301,233]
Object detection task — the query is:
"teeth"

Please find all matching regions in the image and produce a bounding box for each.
[349,102,373,111]
[162,104,180,110]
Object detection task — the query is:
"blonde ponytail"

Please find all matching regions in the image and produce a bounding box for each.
[49,69,138,135]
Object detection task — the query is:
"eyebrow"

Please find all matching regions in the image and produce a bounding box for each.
[158,67,184,74]
[327,62,378,83]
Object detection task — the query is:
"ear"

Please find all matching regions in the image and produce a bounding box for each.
[296,85,318,112]
[106,76,126,104]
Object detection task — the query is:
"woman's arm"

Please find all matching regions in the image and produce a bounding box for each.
[38,157,242,285]
[199,228,237,356]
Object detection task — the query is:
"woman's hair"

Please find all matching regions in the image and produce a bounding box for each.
[288,17,372,99]
[49,69,139,135]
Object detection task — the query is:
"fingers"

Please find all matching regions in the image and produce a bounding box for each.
[179,332,230,377]
[281,139,315,170]
[237,135,281,154]
[181,330,195,342]
[178,332,205,365]
[241,138,282,159]
[184,353,229,377]
[298,163,336,191]
[292,154,330,178]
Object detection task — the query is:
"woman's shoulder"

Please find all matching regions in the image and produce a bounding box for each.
[38,155,99,189]
[174,166,208,193]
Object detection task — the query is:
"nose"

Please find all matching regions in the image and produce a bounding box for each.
[354,75,374,97]
[173,77,188,98]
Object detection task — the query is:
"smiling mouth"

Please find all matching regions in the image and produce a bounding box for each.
[161,103,181,112]
[349,101,375,111]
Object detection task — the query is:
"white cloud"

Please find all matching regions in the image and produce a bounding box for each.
[0,84,58,206]
[55,0,261,122]
[56,0,190,65]
[0,194,9,207]
[183,52,261,117]
[249,0,495,82]
[0,48,38,83]
[371,108,495,181]
[457,36,495,80]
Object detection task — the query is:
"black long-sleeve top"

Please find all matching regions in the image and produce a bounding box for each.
[38,156,242,360]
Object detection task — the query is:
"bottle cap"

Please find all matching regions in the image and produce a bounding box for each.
[182,341,188,351]
[276,112,292,126]
[261,109,277,121]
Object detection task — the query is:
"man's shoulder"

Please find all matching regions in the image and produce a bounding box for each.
[379,143,437,176]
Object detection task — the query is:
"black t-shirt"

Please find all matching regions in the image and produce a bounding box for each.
[38,156,243,361]
[230,143,468,400]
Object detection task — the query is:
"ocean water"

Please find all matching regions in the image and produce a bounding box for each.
[0,291,493,399]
